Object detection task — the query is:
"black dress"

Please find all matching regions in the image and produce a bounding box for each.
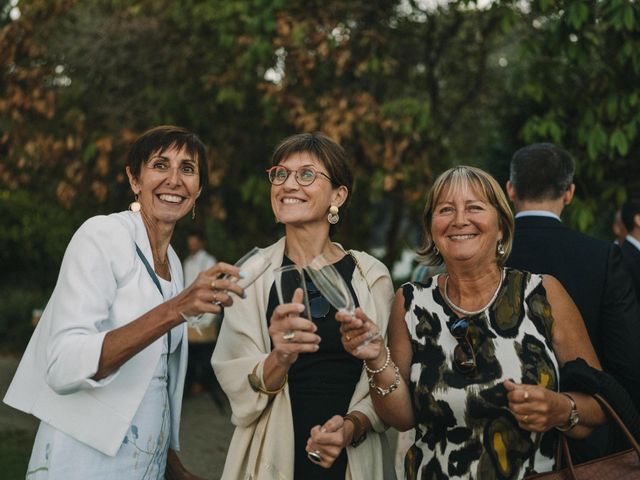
[266,255,363,479]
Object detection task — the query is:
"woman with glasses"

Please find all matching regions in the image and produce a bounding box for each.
[338,166,608,479]
[212,132,396,479]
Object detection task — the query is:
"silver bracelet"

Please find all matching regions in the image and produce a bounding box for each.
[364,346,390,375]
[369,363,400,396]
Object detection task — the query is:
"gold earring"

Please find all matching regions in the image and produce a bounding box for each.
[129,194,141,212]
[327,205,339,225]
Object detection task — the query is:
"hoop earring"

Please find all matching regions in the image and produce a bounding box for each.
[129,194,141,212]
[497,240,505,257]
[192,204,196,220]
[327,205,339,225]
[433,245,440,256]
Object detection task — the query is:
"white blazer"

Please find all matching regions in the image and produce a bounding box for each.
[4,211,188,456]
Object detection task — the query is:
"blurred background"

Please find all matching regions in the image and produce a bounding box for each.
[1,0,639,477]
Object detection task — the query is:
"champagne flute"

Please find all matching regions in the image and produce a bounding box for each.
[184,247,271,332]
[273,264,312,321]
[304,254,381,347]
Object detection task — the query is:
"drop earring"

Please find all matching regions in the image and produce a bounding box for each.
[129,194,141,212]
[192,204,196,220]
[327,205,340,225]
[497,240,505,257]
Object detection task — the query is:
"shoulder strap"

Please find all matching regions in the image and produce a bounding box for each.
[135,243,172,357]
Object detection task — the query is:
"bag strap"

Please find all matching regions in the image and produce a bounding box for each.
[559,393,640,479]
[135,244,171,356]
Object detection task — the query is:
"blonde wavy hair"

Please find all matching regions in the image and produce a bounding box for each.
[417,165,514,267]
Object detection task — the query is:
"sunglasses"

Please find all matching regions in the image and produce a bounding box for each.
[305,278,331,319]
[448,318,476,374]
[265,165,337,187]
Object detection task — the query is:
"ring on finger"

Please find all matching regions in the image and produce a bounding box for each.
[307,450,323,463]
[283,330,295,342]
[211,280,217,289]
[524,391,529,401]
[345,335,351,341]
[522,414,529,424]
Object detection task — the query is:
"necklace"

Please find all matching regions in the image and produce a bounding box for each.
[442,268,505,316]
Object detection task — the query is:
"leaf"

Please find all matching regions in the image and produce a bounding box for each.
[610,128,629,156]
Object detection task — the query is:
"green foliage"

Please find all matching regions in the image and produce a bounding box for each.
[1,0,637,291]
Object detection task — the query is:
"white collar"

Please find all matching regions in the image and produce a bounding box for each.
[515,210,561,221]
[625,234,640,252]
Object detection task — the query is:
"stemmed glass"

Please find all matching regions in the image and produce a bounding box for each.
[184,247,272,332]
[273,264,312,321]
[304,254,381,347]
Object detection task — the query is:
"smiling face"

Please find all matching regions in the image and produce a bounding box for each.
[127,145,201,226]
[430,182,503,268]
[270,152,347,230]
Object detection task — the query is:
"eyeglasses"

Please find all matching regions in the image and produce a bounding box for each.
[305,278,331,319]
[266,165,336,187]
[448,318,476,375]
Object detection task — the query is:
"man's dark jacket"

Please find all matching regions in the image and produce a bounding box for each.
[621,240,640,304]
[507,215,640,408]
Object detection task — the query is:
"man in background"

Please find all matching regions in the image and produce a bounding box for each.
[506,143,640,408]
[183,228,218,397]
[621,196,640,302]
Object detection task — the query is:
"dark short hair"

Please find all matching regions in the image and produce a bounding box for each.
[418,165,514,267]
[621,195,640,231]
[271,132,354,214]
[510,143,575,201]
[126,125,208,188]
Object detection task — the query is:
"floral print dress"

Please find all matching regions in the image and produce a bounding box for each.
[402,268,559,480]
[26,276,183,480]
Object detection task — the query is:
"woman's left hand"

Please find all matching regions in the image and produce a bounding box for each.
[305,415,348,469]
[504,380,572,432]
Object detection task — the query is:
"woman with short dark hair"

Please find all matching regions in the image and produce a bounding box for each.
[5,126,243,479]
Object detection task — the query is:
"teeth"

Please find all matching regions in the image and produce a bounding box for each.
[159,194,183,203]
[450,234,476,240]
[282,198,303,204]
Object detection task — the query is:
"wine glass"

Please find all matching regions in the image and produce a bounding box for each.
[184,247,272,332]
[273,264,312,321]
[304,254,381,347]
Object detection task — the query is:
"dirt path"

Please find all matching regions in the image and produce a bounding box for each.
[0,355,234,479]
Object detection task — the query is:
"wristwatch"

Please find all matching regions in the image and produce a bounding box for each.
[556,393,580,432]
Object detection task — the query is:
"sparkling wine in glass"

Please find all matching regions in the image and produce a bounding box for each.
[304,253,381,347]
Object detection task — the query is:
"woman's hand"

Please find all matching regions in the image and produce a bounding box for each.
[164,449,207,480]
[504,380,573,432]
[171,262,245,318]
[305,415,349,469]
[336,308,383,361]
[268,288,320,367]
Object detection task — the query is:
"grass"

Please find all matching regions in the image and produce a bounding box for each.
[0,429,34,479]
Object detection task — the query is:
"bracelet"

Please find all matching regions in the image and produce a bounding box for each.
[343,413,367,448]
[364,346,390,375]
[247,364,288,396]
[368,363,400,396]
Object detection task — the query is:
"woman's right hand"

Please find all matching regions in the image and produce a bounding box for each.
[336,308,383,361]
[268,288,321,367]
[171,262,245,318]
